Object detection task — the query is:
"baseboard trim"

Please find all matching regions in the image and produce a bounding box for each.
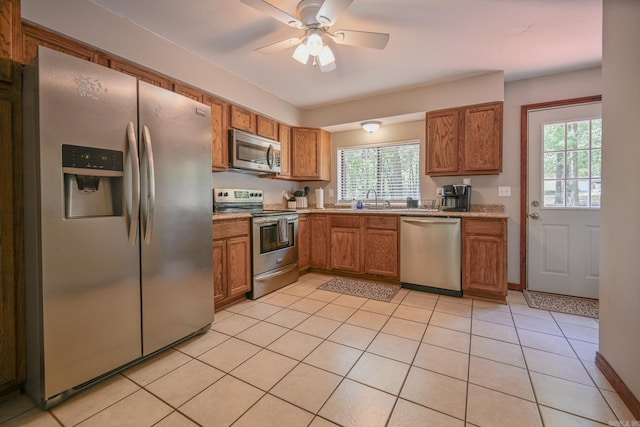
[595,351,640,420]
[508,282,523,291]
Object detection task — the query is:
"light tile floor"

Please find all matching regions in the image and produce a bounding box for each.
[1,273,637,426]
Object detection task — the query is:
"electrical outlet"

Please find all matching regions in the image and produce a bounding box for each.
[328,188,334,197]
[498,186,511,197]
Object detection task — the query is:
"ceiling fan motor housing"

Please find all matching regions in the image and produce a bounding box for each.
[297,0,325,27]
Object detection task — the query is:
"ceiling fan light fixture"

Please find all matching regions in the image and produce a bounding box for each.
[318,45,335,66]
[292,43,310,64]
[306,30,324,56]
[361,120,381,133]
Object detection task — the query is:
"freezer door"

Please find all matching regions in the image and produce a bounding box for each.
[23,47,142,401]
[138,81,214,355]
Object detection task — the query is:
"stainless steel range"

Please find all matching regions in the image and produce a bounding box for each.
[213,188,299,299]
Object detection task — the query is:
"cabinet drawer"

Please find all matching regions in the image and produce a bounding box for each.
[463,218,505,236]
[330,215,361,228]
[213,219,250,239]
[365,215,398,230]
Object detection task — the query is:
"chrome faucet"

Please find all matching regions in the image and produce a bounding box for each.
[366,189,378,208]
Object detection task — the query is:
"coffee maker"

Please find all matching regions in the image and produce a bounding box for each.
[440,184,471,212]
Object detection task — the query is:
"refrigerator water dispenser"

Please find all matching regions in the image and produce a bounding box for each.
[62,144,124,218]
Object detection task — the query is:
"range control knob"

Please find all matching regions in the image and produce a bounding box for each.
[217,192,223,197]
[224,192,228,197]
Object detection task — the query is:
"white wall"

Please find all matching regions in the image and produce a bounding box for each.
[600,0,640,402]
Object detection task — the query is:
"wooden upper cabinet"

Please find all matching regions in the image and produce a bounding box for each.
[256,115,278,140]
[278,123,291,179]
[291,127,331,181]
[230,104,256,134]
[426,101,503,176]
[172,82,204,103]
[109,58,170,89]
[426,108,460,175]
[462,102,503,173]
[21,22,104,65]
[206,95,229,171]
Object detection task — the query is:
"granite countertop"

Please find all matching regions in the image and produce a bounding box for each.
[213,204,508,220]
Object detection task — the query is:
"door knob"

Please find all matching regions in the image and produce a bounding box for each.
[528,212,540,219]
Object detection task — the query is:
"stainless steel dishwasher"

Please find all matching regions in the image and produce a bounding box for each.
[400,216,462,297]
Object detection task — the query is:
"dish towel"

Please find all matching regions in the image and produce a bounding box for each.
[277,217,289,244]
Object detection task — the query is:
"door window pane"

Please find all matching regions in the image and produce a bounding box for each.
[542,117,601,208]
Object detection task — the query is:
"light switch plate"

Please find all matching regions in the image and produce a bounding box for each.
[328,188,334,197]
[498,186,511,197]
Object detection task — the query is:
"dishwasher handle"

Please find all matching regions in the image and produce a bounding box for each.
[402,218,460,225]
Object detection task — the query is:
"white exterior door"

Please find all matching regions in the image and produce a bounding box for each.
[527,102,601,299]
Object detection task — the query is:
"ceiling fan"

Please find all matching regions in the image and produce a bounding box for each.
[241,0,390,72]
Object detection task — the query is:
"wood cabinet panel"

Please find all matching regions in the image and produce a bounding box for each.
[365,215,398,230]
[291,127,331,181]
[109,58,170,89]
[227,236,251,297]
[0,57,24,399]
[213,240,226,306]
[230,104,256,133]
[298,214,310,271]
[278,123,291,179]
[206,95,229,171]
[213,218,251,308]
[22,22,102,65]
[172,82,204,102]
[426,108,459,175]
[310,215,328,268]
[463,102,503,173]
[462,218,507,302]
[426,101,503,176]
[256,115,278,140]
[364,229,398,278]
[330,227,361,273]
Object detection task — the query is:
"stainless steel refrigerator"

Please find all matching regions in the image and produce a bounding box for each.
[22,47,214,408]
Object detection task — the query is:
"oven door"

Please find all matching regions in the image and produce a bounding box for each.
[252,215,298,274]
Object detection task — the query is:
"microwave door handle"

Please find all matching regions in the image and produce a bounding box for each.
[266,144,273,169]
[142,125,156,245]
[127,122,140,245]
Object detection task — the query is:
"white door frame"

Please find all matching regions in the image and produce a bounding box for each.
[519,95,602,290]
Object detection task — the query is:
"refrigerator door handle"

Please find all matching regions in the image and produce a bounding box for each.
[142,125,156,244]
[127,122,140,245]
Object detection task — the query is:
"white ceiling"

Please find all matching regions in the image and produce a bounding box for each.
[89,0,602,110]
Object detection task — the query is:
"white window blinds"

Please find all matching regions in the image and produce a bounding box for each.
[337,141,420,202]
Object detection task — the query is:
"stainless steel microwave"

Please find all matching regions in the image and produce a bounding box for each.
[228,129,281,174]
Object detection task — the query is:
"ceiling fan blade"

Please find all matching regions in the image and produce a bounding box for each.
[240,0,303,28]
[320,61,337,73]
[316,0,353,26]
[331,29,390,49]
[255,37,303,54]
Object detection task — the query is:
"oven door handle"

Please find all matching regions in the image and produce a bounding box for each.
[253,216,297,225]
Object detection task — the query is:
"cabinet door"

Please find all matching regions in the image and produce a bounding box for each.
[256,115,278,140]
[227,236,251,297]
[310,215,328,268]
[330,227,361,273]
[292,127,320,179]
[462,219,507,300]
[207,96,229,171]
[298,215,310,270]
[278,123,291,179]
[213,239,227,306]
[230,105,256,134]
[426,108,460,175]
[462,102,503,174]
[108,58,170,89]
[364,229,398,278]
[172,82,204,103]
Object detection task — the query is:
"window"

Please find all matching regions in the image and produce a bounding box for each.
[338,141,420,202]
[542,118,602,208]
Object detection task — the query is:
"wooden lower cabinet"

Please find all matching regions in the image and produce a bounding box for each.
[298,214,310,271]
[310,215,328,269]
[364,216,399,278]
[213,218,251,309]
[462,218,507,302]
[330,216,362,273]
